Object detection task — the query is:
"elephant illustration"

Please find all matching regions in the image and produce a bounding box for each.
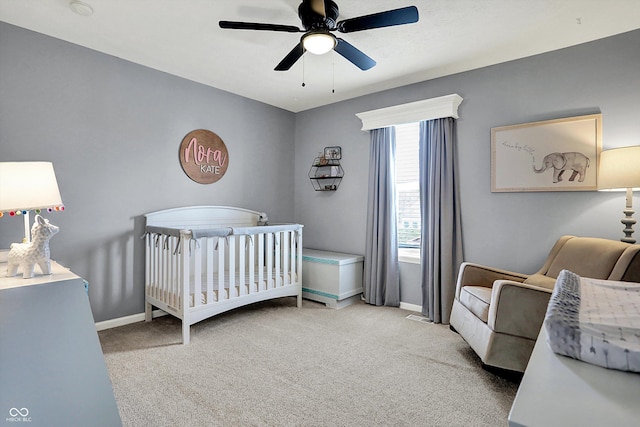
[533,152,590,183]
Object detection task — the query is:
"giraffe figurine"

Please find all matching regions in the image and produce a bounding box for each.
[6,215,60,279]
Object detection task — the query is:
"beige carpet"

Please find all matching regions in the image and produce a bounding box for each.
[98,298,519,426]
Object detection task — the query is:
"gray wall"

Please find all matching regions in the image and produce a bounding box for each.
[0,22,296,321]
[2,21,639,317]
[294,30,640,305]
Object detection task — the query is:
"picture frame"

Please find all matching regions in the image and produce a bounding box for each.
[324,146,342,160]
[491,114,602,192]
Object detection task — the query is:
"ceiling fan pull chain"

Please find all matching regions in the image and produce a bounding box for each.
[302,55,306,87]
[332,59,335,93]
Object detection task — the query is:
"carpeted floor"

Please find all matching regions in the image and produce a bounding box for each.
[98,298,519,426]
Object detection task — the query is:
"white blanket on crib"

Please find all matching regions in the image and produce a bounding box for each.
[544,270,640,373]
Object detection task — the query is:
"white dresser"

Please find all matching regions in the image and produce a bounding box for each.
[0,260,121,426]
[302,249,364,308]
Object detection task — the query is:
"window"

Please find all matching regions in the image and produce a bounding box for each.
[356,94,463,265]
[395,122,420,250]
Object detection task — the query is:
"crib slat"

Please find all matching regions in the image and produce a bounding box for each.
[169,236,174,307]
[266,233,273,289]
[274,232,281,287]
[282,231,290,287]
[193,238,202,308]
[239,235,246,296]
[156,236,162,302]
[258,233,265,291]
[206,237,214,303]
[161,236,168,304]
[150,235,157,300]
[161,236,167,305]
[170,236,177,308]
[248,234,255,293]
[228,237,236,298]
[163,236,170,306]
[218,237,225,300]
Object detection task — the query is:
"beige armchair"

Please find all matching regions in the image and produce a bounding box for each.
[449,235,640,373]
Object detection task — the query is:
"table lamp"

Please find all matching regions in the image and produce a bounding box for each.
[598,146,640,243]
[0,162,64,243]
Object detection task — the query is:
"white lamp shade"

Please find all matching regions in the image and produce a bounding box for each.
[303,32,336,55]
[0,162,64,212]
[598,146,640,191]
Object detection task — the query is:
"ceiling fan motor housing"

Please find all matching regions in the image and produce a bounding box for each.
[298,0,339,31]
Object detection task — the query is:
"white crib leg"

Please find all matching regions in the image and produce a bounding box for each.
[297,292,302,308]
[182,322,190,345]
[145,302,152,322]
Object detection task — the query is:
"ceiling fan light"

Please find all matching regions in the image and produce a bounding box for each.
[303,33,336,55]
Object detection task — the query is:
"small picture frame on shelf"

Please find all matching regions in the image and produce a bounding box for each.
[324,146,341,160]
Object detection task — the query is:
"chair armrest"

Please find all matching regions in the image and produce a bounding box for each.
[455,262,529,299]
[488,280,553,340]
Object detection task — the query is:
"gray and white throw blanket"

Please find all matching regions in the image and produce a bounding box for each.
[544,269,640,373]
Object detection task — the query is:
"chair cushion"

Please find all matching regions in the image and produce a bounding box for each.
[523,274,557,290]
[459,286,492,323]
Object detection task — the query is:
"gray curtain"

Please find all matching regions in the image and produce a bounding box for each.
[419,118,463,323]
[363,127,400,306]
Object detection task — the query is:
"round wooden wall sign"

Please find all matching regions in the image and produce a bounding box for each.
[179,129,229,184]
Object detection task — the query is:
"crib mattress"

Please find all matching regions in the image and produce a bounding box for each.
[544,269,640,373]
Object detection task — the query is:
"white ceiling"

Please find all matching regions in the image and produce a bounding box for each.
[2,0,640,112]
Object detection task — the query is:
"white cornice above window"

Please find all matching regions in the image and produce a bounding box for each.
[356,94,463,131]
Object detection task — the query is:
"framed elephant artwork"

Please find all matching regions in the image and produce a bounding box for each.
[491,114,602,192]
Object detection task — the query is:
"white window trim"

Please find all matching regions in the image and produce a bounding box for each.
[355,94,463,131]
[399,247,420,264]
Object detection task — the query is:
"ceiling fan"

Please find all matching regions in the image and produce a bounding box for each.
[219,0,419,71]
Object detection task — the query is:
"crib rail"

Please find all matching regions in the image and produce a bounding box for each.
[145,223,303,319]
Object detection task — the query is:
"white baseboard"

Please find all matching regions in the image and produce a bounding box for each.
[96,303,422,331]
[399,302,422,313]
[95,309,166,332]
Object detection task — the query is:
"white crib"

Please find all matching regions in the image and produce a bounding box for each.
[144,206,303,344]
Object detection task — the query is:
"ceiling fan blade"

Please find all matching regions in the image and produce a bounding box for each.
[334,38,376,70]
[337,6,419,33]
[275,43,306,71]
[309,0,326,17]
[219,21,302,33]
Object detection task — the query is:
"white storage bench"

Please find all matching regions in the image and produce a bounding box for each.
[302,249,364,308]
